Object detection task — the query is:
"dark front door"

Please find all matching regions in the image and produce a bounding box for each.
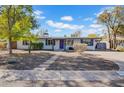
[60,40,64,49]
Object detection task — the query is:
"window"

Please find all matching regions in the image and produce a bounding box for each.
[46,39,53,45]
[23,41,29,45]
[81,39,93,46]
[66,39,73,45]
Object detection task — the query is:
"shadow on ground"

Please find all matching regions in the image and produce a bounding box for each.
[0,52,54,70]
[47,53,119,70]
[0,79,124,87]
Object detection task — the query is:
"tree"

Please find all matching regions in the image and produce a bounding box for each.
[23,32,38,54]
[0,5,38,54]
[64,35,67,37]
[36,28,48,38]
[98,6,124,49]
[117,25,124,36]
[71,31,82,38]
[88,34,98,38]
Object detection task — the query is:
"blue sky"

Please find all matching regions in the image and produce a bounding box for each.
[32,5,115,37]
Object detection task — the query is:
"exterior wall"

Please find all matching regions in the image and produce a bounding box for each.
[100,40,110,49]
[43,38,97,51]
[65,39,80,50]
[54,40,60,50]
[92,39,97,50]
[13,38,100,51]
[17,41,29,49]
[40,39,52,50]
[83,39,96,50]
[65,39,96,50]
[6,40,9,49]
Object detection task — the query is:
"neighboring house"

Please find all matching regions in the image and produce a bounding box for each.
[102,35,124,49]
[115,35,124,47]
[8,37,102,51]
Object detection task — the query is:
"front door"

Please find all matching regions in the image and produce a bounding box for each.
[60,40,64,49]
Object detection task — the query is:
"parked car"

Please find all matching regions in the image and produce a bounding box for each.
[67,46,75,52]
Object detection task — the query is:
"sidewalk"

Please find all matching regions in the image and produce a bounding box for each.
[0,70,124,86]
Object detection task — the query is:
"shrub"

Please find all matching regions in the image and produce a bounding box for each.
[0,42,6,49]
[31,42,44,50]
[73,43,87,53]
[116,46,124,52]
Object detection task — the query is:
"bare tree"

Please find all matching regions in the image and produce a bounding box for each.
[98,6,124,49]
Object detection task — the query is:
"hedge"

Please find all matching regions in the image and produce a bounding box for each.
[30,42,44,50]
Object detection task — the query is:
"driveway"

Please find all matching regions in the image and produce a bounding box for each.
[84,51,124,70]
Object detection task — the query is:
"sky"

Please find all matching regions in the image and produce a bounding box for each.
[32,5,115,37]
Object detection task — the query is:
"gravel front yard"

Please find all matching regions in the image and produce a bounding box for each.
[47,53,119,70]
[0,52,54,70]
[0,50,120,71]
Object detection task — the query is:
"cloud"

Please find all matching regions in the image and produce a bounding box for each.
[34,10,46,20]
[81,28,104,37]
[94,11,104,17]
[84,17,93,21]
[93,20,97,23]
[46,20,84,30]
[61,16,73,21]
[94,6,114,17]
[36,16,46,20]
[90,24,102,28]
[34,10,43,15]
[82,29,98,34]
[55,29,62,32]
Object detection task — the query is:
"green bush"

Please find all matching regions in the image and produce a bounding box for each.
[116,46,124,52]
[31,42,43,50]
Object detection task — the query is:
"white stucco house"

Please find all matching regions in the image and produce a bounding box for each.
[8,37,102,51]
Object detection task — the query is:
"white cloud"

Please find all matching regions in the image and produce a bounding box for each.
[82,29,98,34]
[46,20,84,30]
[34,10,46,20]
[84,17,93,21]
[94,11,104,17]
[81,28,104,37]
[55,29,62,32]
[61,16,73,21]
[93,20,97,23]
[36,16,46,19]
[94,6,114,17]
[90,24,102,28]
[34,10,43,16]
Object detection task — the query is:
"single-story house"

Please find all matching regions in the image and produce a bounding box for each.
[8,37,102,51]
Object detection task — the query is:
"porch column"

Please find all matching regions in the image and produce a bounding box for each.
[64,39,66,51]
[52,39,54,51]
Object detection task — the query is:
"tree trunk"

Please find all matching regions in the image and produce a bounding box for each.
[28,41,31,54]
[8,37,12,54]
[7,5,13,54]
[107,25,112,50]
[113,33,117,49]
[109,39,112,49]
[108,33,112,49]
